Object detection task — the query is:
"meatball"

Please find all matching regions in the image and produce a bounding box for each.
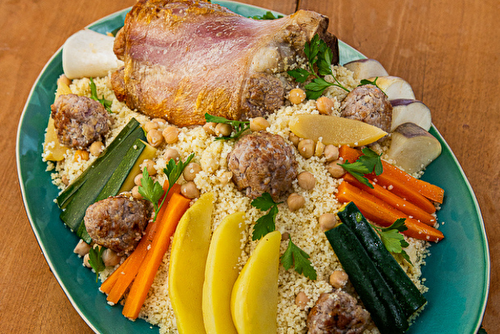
[340,84,392,132]
[228,131,298,200]
[51,94,111,149]
[84,196,149,256]
[307,289,370,334]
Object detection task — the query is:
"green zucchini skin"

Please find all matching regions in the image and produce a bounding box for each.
[60,122,146,242]
[325,224,408,334]
[338,202,427,317]
[56,118,141,209]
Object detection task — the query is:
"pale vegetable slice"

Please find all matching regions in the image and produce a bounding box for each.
[169,192,214,334]
[369,76,415,100]
[391,99,432,131]
[387,123,442,173]
[203,212,246,334]
[344,59,389,80]
[289,114,387,147]
[62,29,124,79]
[231,230,281,334]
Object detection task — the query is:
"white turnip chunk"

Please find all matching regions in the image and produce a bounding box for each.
[344,59,389,80]
[387,123,442,173]
[63,29,123,79]
[370,76,415,100]
[390,99,432,131]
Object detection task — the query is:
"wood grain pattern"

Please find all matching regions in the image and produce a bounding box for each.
[3,0,498,333]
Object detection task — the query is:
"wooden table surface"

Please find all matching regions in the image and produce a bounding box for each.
[3,0,498,332]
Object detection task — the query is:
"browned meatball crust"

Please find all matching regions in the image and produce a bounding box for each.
[227,131,298,200]
[307,289,370,334]
[84,196,149,256]
[340,84,392,132]
[51,94,111,149]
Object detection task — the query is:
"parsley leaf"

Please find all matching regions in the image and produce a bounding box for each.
[338,147,383,188]
[138,168,165,220]
[358,77,387,96]
[89,77,113,113]
[88,245,106,282]
[281,238,317,280]
[251,192,281,240]
[205,113,250,141]
[251,11,283,20]
[371,218,413,265]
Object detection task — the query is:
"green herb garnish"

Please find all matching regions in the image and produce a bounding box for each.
[251,192,281,240]
[251,11,283,20]
[89,77,113,113]
[205,113,250,141]
[281,237,317,280]
[370,218,412,265]
[358,76,387,95]
[338,147,383,188]
[287,34,349,99]
[88,245,106,282]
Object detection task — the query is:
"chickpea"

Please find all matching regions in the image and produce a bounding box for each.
[289,88,306,105]
[329,270,349,289]
[324,145,339,162]
[219,171,233,185]
[147,129,164,147]
[250,117,270,132]
[83,253,92,268]
[327,160,345,178]
[287,193,305,211]
[215,123,232,137]
[142,159,157,176]
[164,148,180,163]
[74,149,89,162]
[183,162,202,181]
[144,121,159,132]
[132,185,143,199]
[295,291,309,310]
[314,141,325,157]
[281,232,290,241]
[181,181,200,199]
[89,141,104,156]
[61,175,70,186]
[134,173,143,187]
[316,96,335,115]
[163,126,180,144]
[319,213,337,230]
[297,171,316,190]
[298,139,315,159]
[203,122,217,135]
[289,133,300,147]
[73,239,91,257]
[102,248,121,267]
[152,118,166,127]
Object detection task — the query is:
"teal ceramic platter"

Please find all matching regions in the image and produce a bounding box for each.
[16,1,489,333]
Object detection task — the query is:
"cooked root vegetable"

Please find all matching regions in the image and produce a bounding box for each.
[369,76,415,100]
[387,123,442,174]
[118,141,157,193]
[289,114,387,147]
[231,230,281,334]
[203,212,246,334]
[344,58,389,80]
[168,192,214,333]
[62,29,123,79]
[390,99,432,131]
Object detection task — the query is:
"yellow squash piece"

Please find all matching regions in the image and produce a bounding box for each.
[118,140,157,193]
[169,192,214,334]
[203,212,246,334]
[289,114,387,147]
[231,230,281,334]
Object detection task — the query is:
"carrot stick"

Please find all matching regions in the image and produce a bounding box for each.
[339,145,438,213]
[122,192,191,320]
[343,174,437,226]
[336,181,444,242]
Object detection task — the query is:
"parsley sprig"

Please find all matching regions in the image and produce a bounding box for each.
[251,11,283,20]
[358,76,387,95]
[281,238,317,280]
[338,147,383,189]
[89,77,113,113]
[139,153,195,221]
[369,216,412,265]
[88,245,106,282]
[287,34,349,99]
[205,113,250,141]
[251,192,280,240]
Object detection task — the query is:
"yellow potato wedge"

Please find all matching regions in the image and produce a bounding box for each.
[289,114,387,147]
[169,192,214,334]
[231,230,281,334]
[202,212,246,334]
